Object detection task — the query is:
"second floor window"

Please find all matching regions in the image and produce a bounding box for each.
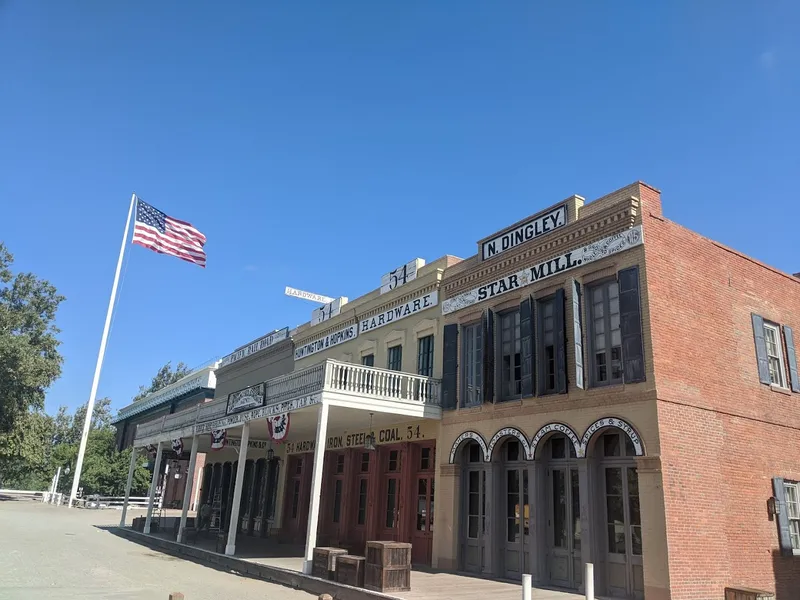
[588,280,623,386]
[499,310,521,400]
[362,353,374,367]
[764,323,786,387]
[387,345,403,371]
[417,335,434,377]
[461,323,482,407]
[538,297,557,394]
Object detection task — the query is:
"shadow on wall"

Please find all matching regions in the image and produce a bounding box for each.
[772,550,800,600]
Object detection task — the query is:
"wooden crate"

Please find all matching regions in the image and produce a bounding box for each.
[312,547,348,580]
[336,555,366,588]
[364,541,411,592]
[724,588,775,600]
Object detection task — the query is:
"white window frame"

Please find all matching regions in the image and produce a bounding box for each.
[764,322,787,388]
[784,480,800,554]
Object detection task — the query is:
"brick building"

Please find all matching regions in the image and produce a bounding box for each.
[434,181,800,599]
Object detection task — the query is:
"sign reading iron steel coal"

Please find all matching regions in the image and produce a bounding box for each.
[359,291,439,333]
[226,382,266,415]
[481,204,568,261]
[285,420,437,454]
[380,258,425,294]
[530,422,583,458]
[581,417,643,456]
[219,328,290,367]
[267,413,290,442]
[227,438,271,450]
[294,324,358,360]
[443,225,643,315]
[284,286,335,304]
[210,429,227,450]
[195,393,321,434]
[311,296,348,325]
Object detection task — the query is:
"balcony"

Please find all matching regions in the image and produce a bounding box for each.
[134,359,441,445]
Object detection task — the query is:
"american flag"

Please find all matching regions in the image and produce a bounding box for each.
[132,198,207,268]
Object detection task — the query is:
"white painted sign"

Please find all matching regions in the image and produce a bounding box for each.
[196,393,322,433]
[530,422,583,458]
[226,383,266,415]
[359,291,439,333]
[227,438,271,450]
[294,324,359,360]
[219,328,290,367]
[443,225,643,315]
[285,286,334,304]
[449,431,490,464]
[581,417,643,456]
[311,297,348,325]
[481,204,568,261]
[380,258,425,294]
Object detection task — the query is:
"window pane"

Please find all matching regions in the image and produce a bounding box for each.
[361,354,374,367]
[421,447,431,470]
[604,433,621,458]
[385,479,397,528]
[500,310,521,400]
[631,526,643,555]
[430,479,435,532]
[387,345,402,371]
[468,516,479,539]
[417,479,428,531]
[608,524,626,554]
[506,440,520,462]
[627,467,639,497]
[571,469,581,552]
[361,453,370,472]
[333,479,342,523]
[507,469,520,542]
[551,436,566,459]
[418,335,434,377]
[553,469,567,548]
[357,479,368,525]
[606,495,624,524]
[605,466,623,494]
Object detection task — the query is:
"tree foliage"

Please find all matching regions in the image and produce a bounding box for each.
[0,242,65,433]
[132,361,191,402]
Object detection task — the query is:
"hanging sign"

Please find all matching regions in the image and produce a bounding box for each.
[210,429,227,451]
[359,291,438,333]
[294,324,358,360]
[443,225,643,315]
[219,328,290,368]
[268,413,290,442]
[311,297,348,325]
[285,420,437,454]
[226,382,266,415]
[481,204,568,261]
[171,438,184,456]
[284,286,335,304]
[380,258,425,294]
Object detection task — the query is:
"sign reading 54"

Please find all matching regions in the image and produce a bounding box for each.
[380,258,425,294]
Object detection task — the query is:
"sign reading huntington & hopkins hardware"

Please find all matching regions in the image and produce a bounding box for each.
[481,204,568,261]
[295,324,358,360]
[360,291,438,333]
[219,328,290,368]
[226,383,266,415]
[443,225,643,315]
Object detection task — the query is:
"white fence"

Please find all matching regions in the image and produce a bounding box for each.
[80,494,157,509]
[0,489,49,500]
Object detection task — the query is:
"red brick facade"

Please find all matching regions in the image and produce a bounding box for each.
[643,196,800,599]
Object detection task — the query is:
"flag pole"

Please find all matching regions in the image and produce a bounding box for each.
[69,193,137,507]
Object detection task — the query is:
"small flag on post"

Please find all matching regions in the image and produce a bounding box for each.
[132,198,207,267]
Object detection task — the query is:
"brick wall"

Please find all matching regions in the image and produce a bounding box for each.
[644,211,800,599]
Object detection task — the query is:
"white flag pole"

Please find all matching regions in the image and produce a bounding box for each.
[68,193,137,508]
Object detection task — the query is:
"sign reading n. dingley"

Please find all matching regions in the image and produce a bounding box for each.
[443,225,643,315]
[295,324,358,360]
[219,328,289,367]
[481,204,568,261]
[360,291,438,333]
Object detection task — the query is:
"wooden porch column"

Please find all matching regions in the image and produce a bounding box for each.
[144,442,164,534]
[225,423,250,555]
[119,446,139,527]
[177,435,200,543]
[303,401,330,574]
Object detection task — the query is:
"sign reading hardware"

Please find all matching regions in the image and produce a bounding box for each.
[481,204,568,261]
[220,328,289,367]
[286,420,437,454]
[284,286,334,304]
[295,324,358,360]
[360,291,438,333]
[226,383,266,415]
[380,258,425,294]
[444,225,643,315]
[311,297,348,325]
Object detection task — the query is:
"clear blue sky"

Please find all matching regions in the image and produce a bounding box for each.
[1,1,797,415]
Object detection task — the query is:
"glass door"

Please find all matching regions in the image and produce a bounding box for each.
[379,448,402,540]
[502,466,529,579]
[547,466,582,589]
[462,467,486,573]
[604,466,644,599]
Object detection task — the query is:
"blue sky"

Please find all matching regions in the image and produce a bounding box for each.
[1,1,798,415]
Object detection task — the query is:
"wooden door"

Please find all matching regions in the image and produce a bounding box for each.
[410,444,435,565]
[283,454,311,542]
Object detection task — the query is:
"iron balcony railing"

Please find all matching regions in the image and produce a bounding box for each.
[134,359,441,443]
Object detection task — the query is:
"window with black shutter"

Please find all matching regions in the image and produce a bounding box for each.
[441,324,459,410]
[537,297,557,394]
[498,309,521,401]
[773,477,800,556]
[462,322,483,407]
[752,315,799,391]
[387,345,403,371]
[519,296,534,397]
[417,335,434,377]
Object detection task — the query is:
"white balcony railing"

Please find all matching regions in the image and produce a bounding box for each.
[134,359,440,443]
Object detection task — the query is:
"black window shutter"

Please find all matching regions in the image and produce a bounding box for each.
[536,300,545,396]
[783,325,800,393]
[619,266,646,383]
[554,288,567,394]
[483,309,495,403]
[520,297,534,397]
[441,324,458,410]
[572,279,585,389]
[751,314,771,384]
[772,477,794,557]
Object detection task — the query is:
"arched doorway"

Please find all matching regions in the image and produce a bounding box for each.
[592,429,643,599]
[495,438,530,580]
[540,434,582,590]
[459,440,487,574]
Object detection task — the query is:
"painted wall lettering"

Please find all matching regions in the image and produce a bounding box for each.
[380,258,425,294]
[219,328,289,367]
[294,324,359,360]
[481,204,568,261]
[359,291,439,334]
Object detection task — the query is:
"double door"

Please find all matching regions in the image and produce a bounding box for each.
[603,465,644,599]
[547,465,582,589]
[500,466,529,580]
[462,467,486,574]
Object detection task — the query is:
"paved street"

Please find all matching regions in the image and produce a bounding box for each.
[0,499,315,600]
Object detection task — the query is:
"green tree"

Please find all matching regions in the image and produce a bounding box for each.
[53,397,113,446]
[132,361,191,402]
[0,409,54,489]
[0,242,65,433]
